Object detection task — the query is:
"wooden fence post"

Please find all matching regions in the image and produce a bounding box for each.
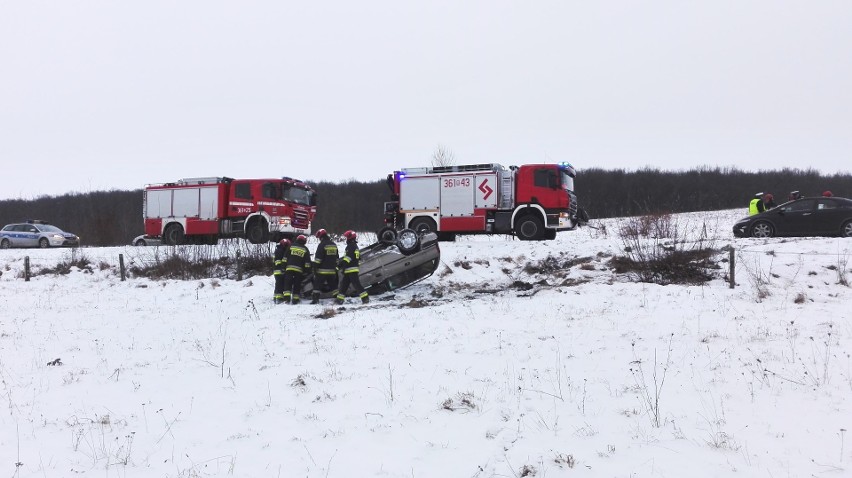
[119,254,126,281]
[729,247,735,289]
[236,250,242,281]
[24,256,30,282]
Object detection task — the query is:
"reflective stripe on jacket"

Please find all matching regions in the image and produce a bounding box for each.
[285,244,312,273]
[341,240,360,274]
[313,237,339,275]
[273,244,288,275]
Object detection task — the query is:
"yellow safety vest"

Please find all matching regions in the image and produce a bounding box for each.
[748,198,761,216]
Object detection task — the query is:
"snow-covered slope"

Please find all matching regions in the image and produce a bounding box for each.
[1,209,851,477]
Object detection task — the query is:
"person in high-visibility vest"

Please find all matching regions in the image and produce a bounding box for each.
[748,192,776,215]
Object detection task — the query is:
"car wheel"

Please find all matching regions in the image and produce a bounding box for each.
[134,239,146,246]
[39,238,50,248]
[515,215,544,240]
[396,228,420,255]
[842,220,852,238]
[0,239,10,249]
[163,223,185,245]
[751,221,774,238]
[409,217,437,235]
[378,227,398,245]
[246,220,269,244]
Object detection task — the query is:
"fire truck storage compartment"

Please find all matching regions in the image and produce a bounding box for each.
[146,189,173,218]
[145,186,219,219]
[400,177,438,211]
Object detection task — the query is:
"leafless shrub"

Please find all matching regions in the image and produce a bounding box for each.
[553,453,575,468]
[629,335,674,428]
[127,242,272,280]
[518,464,537,477]
[835,254,849,286]
[36,255,93,276]
[614,213,718,285]
[291,375,307,389]
[523,255,594,275]
[441,392,477,412]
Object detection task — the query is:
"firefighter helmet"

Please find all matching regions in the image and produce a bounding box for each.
[315,228,327,239]
[278,238,291,247]
[296,234,307,244]
[343,230,356,241]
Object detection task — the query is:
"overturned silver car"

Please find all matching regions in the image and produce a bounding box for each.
[302,229,440,297]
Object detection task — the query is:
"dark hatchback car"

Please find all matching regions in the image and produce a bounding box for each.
[302,229,441,297]
[733,197,852,238]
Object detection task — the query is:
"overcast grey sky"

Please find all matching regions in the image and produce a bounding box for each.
[2,1,851,200]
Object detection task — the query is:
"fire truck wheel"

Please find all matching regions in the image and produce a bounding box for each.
[163,223,185,245]
[516,215,544,241]
[409,217,437,235]
[246,220,270,244]
[378,227,398,245]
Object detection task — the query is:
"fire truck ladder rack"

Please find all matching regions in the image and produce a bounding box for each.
[428,163,504,174]
[177,177,233,185]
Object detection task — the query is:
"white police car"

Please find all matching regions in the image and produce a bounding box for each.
[0,220,80,249]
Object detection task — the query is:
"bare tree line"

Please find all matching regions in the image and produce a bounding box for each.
[1,167,850,246]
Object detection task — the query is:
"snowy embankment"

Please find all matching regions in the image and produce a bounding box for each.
[1,209,851,478]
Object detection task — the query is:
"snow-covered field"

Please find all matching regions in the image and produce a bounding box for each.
[2,209,851,478]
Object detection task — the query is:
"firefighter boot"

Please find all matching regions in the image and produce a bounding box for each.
[335,295,345,305]
[360,292,369,304]
[310,291,320,305]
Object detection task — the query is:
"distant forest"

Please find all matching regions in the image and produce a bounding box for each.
[1,167,849,247]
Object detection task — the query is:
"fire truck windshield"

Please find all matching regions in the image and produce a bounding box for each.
[561,171,575,192]
[281,184,313,206]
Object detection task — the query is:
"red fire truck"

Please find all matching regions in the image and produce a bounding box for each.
[383,163,579,240]
[143,177,317,245]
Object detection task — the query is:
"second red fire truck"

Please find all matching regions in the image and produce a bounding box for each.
[143,176,316,245]
[383,162,580,241]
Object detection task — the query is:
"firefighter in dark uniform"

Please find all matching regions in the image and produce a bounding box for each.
[310,229,339,304]
[335,230,369,305]
[273,238,290,304]
[282,234,311,305]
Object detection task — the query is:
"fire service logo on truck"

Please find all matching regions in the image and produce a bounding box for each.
[478,179,493,200]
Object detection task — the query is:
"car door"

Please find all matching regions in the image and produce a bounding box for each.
[812,198,846,235]
[774,199,816,236]
[10,225,31,246]
[23,225,41,246]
